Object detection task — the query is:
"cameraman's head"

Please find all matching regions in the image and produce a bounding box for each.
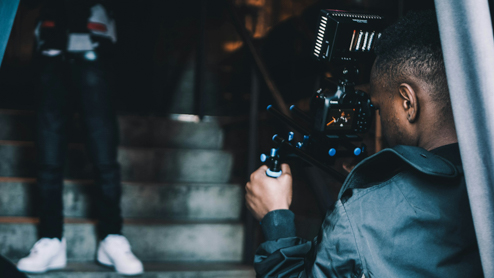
[370,9,456,150]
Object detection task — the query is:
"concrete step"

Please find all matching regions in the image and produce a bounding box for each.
[0,110,225,149]
[0,218,243,263]
[118,114,224,149]
[0,141,233,183]
[21,262,255,278]
[0,177,242,221]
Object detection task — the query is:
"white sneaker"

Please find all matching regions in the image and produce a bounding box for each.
[97,234,144,276]
[17,237,66,273]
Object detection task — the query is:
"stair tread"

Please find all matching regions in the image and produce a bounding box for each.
[0,110,255,151]
[0,109,35,115]
[0,140,233,151]
[0,144,235,183]
[0,176,240,186]
[0,109,250,124]
[1,221,244,262]
[39,262,254,272]
[0,217,241,225]
[0,178,243,220]
[20,262,255,277]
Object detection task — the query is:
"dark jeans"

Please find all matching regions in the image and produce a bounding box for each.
[35,53,122,239]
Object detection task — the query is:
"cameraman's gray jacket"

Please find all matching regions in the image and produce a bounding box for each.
[254,144,483,277]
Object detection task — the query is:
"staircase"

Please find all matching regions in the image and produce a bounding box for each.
[0,109,254,277]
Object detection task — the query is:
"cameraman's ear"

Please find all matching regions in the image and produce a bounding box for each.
[399,83,418,123]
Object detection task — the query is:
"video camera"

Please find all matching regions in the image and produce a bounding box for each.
[262,10,386,182]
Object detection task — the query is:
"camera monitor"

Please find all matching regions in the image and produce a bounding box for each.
[325,108,355,130]
[314,9,385,64]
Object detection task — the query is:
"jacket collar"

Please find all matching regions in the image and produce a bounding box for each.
[338,144,459,200]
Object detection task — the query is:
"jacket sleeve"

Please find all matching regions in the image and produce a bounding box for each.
[254,202,364,278]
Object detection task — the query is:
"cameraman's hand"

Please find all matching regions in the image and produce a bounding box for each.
[245,164,292,221]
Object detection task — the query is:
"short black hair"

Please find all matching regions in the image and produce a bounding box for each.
[373,9,451,115]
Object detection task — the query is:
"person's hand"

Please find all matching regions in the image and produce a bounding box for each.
[245,164,292,221]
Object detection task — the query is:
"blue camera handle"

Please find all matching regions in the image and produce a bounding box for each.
[266,168,282,178]
[260,148,283,178]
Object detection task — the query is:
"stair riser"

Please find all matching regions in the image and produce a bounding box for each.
[0,113,224,149]
[25,270,255,278]
[0,144,233,183]
[0,223,243,262]
[0,113,35,142]
[0,181,243,220]
[118,116,224,149]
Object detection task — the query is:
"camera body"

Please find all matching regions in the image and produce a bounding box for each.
[311,87,374,134]
[262,10,386,182]
[311,9,385,135]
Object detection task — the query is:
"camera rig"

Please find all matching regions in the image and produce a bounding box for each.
[262,10,386,182]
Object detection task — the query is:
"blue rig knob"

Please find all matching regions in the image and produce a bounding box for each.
[328,148,336,157]
[260,153,267,163]
[354,148,362,156]
[288,132,294,142]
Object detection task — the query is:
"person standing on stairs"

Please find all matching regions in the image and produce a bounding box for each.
[16,0,143,276]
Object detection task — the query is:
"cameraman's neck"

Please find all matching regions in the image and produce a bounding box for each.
[419,127,458,151]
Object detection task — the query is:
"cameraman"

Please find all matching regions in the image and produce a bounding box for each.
[246,10,483,277]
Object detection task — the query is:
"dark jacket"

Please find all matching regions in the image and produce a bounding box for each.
[255,144,483,277]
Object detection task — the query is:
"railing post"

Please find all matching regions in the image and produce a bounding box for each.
[194,0,207,119]
[244,67,260,264]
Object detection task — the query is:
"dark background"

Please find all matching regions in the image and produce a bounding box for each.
[0,0,439,117]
